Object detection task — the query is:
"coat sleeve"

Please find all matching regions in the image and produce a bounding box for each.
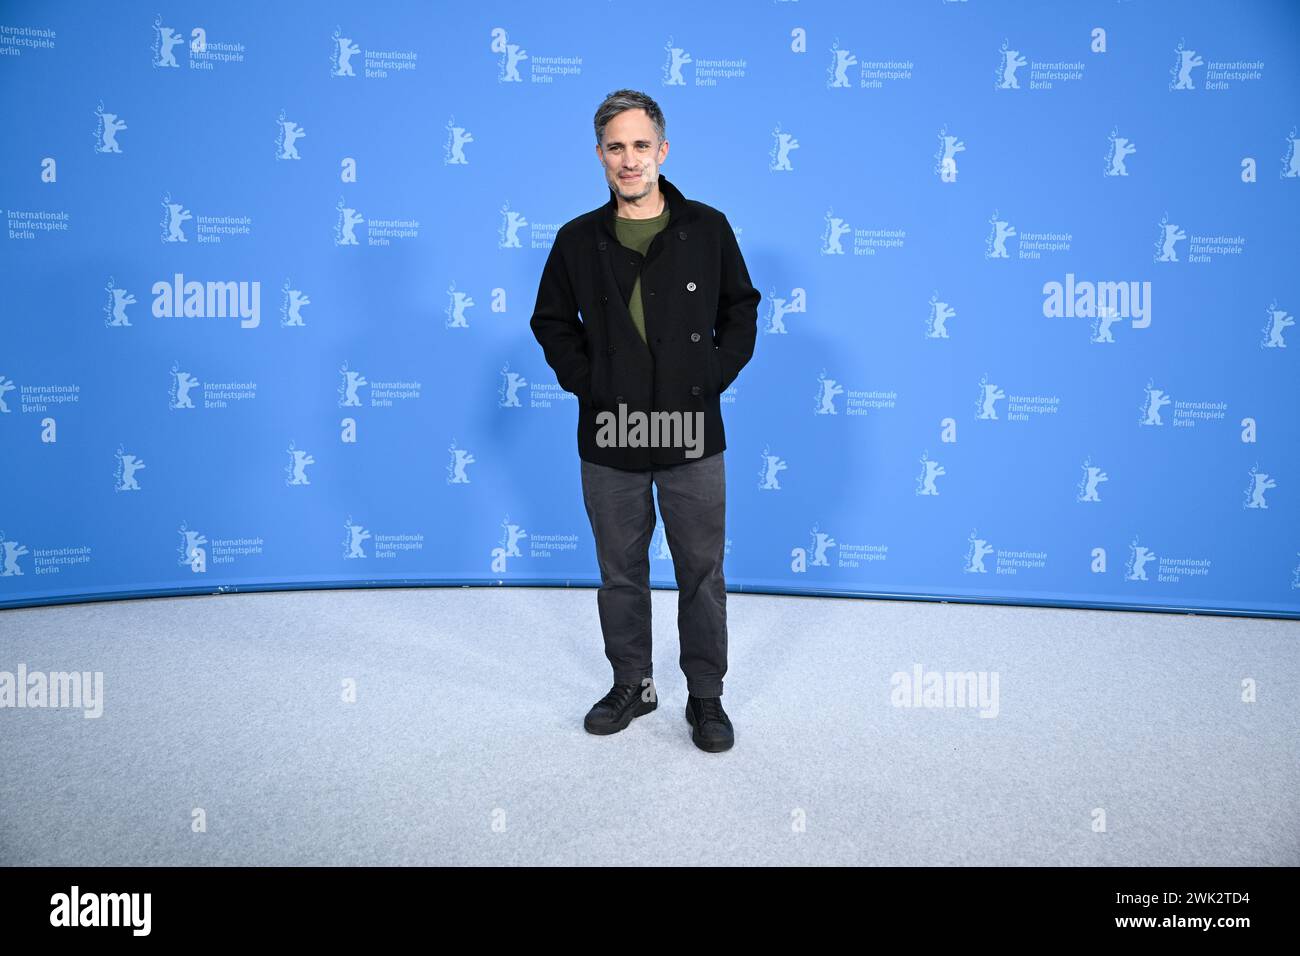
[714,213,761,393]
[529,234,591,400]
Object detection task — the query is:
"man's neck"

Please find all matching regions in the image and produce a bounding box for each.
[616,183,666,220]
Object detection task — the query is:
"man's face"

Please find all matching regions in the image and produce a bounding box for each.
[597,108,669,201]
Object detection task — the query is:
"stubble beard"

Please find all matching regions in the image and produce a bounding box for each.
[613,165,655,201]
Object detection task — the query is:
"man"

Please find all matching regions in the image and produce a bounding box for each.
[529,89,761,753]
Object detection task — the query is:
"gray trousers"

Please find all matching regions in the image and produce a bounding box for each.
[580,451,728,698]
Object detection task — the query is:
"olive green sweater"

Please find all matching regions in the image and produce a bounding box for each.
[613,205,670,345]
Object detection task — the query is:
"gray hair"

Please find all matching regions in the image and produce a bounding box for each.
[593,89,666,147]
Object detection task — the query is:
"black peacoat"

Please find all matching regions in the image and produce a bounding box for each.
[529,173,761,471]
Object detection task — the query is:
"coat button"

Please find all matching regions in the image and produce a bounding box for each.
[607,346,616,355]
[690,385,702,396]
[598,241,607,250]
[686,281,696,292]
[678,231,687,240]
[616,395,625,403]
[602,294,608,302]
[690,332,701,342]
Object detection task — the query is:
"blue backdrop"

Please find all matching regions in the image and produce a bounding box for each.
[1,0,1297,617]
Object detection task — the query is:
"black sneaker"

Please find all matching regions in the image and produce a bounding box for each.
[685,694,734,752]
[583,678,657,735]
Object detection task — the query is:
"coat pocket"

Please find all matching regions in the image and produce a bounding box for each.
[588,344,612,410]
[707,344,724,395]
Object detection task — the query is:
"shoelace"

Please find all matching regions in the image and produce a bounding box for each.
[598,684,637,709]
[697,696,727,724]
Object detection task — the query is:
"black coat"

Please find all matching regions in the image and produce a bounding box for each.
[529,173,761,471]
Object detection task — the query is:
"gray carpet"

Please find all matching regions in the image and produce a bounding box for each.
[1,587,1296,866]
